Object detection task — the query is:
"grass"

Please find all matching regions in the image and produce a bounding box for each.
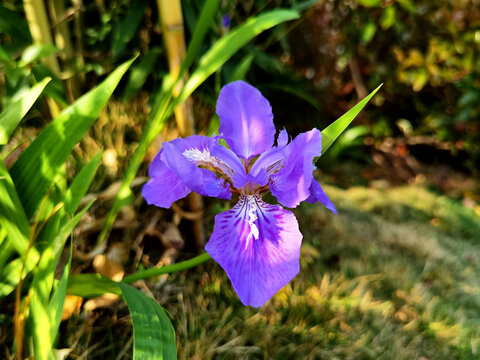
[164,184,480,359]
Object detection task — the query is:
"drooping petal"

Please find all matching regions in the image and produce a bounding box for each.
[162,141,231,199]
[205,195,302,307]
[216,81,275,160]
[142,153,191,208]
[270,129,322,208]
[305,180,337,214]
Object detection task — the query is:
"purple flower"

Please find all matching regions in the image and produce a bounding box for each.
[222,14,230,28]
[142,81,336,307]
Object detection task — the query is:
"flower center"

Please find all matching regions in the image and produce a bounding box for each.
[182,147,235,180]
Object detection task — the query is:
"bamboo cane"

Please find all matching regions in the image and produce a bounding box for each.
[48,0,83,101]
[157,0,204,249]
[23,0,61,117]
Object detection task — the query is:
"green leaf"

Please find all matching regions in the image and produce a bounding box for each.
[0,158,34,257]
[124,47,162,101]
[0,45,12,64]
[19,44,59,67]
[67,273,121,298]
[228,53,255,82]
[360,21,377,44]
[180,0,220,77]
[117,282,176,360]
[0,77,50,145]
[321,84,382,155]
[112,0,148,57]
[178,9,299,104]
[65,151,102,216]
[0,256,37,298]
[29,290,56,360]
[31,199,94,304]
[47,241,73,343]
[10,57,135,218]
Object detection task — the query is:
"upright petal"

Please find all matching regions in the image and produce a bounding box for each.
[305,180,337,214]
[270,129,322,208]
[142,152,191,208]
[206,195,302,307]
[216,81,275,160]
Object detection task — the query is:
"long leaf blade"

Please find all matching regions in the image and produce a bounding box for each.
[177,9,299,104]
[117,282,176,360]
[64,150,102,216]
[10,57,135,218]
[179,0,220,76]
[0,77,50,145]
[321,84,382,155]
[67,273,121,298]
[0,159,33,256]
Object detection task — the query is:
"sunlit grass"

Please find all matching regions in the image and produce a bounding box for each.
[167,185,480,359]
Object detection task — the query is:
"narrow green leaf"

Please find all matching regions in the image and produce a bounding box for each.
[67,273,121,298]
[0,159,34,256]
[179,0,220,77]
[0,77,50,145]
[29,291,56,360]
[10,57,135,218]
[47,241,73,343]
[112,0,148,57]
[228,53,255,82]
[31,199,94,304]
[178,9,299,104]
[117,282,176,360]
[124,47,162,101]
[65,151,102,216]
[321,84,382,155]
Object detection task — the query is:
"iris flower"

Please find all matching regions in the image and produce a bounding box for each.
[143,81,336,307]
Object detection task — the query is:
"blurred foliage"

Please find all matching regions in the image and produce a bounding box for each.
[1,0,478,172]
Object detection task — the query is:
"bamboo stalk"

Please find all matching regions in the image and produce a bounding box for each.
[157,0,204,250]
[23,0,61,117]
[48,0,83,101]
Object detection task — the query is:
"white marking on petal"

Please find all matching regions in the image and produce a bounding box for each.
[244,195,260,249]
[182,147,236,180]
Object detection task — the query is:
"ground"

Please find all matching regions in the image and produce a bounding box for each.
[56,182,480,359]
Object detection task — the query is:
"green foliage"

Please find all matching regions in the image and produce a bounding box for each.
[321,84,382,154]
[0,77,50,144]
[0,56,133,358]
[118,282,176,360]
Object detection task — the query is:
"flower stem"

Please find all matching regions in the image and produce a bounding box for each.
[123,252,212,284]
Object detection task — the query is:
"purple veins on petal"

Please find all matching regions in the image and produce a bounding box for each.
[270,129,323,208]
[205,195,302,307]
[216,81,275,160]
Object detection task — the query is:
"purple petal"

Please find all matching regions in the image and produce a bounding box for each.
[250,129,290,179]
[270,129,322,208]
[162,137,231,200]
[205,195,302,307]
[210,143,249,188]
[305,180,337,214]
[142,154,191,208]
[277,128,289,147]
[216,81,275,160]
